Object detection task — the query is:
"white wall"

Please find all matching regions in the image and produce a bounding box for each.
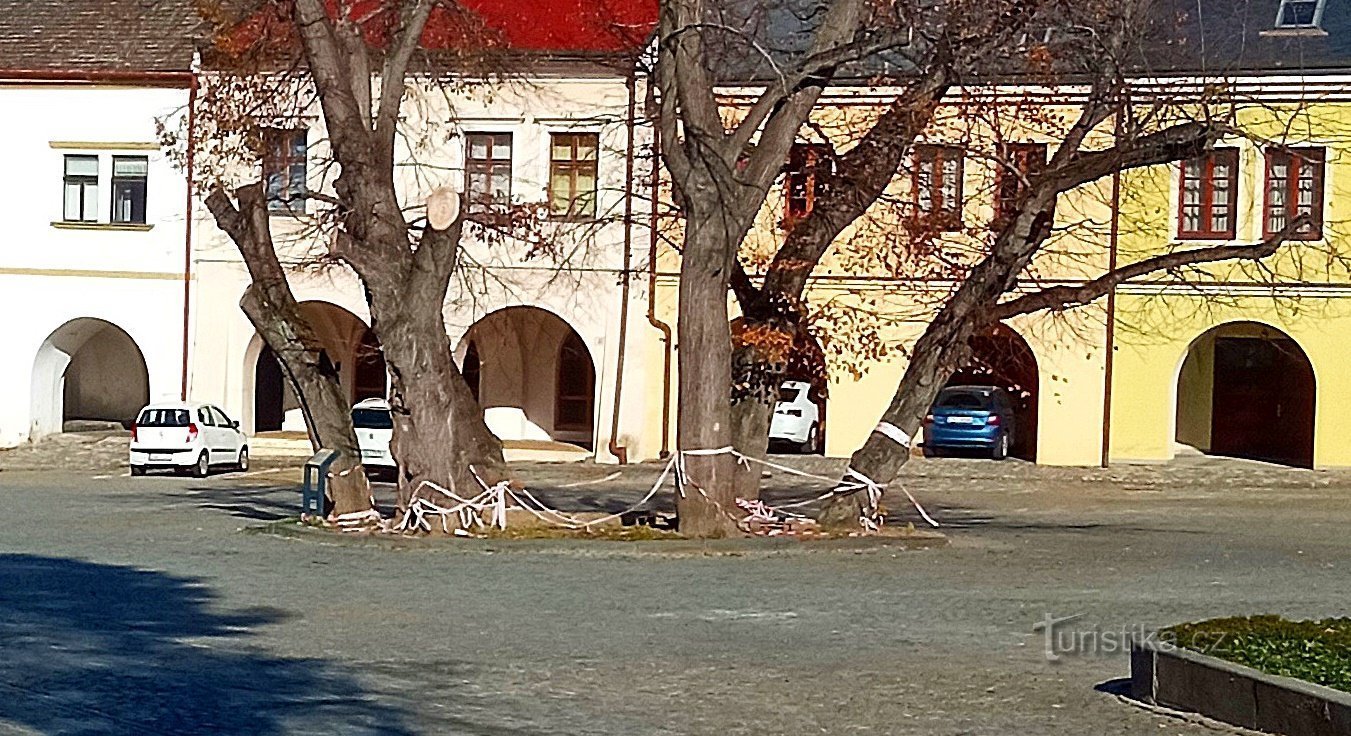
[0,82,190,446]
[190,75,661,460]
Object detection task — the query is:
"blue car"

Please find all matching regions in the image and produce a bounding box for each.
[922,386,1015,460]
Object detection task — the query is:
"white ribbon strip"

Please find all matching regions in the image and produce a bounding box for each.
[872,422,912,448]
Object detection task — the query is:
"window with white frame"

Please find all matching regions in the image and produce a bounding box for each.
[63,155,99,222]
[1275,0,1325,28]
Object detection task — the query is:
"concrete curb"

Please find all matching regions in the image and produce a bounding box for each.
[1131,638,1351,735]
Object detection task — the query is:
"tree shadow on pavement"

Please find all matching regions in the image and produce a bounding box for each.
[0,554,414,735]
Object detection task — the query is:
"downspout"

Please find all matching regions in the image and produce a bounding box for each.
[606,72,637,465]
[1100,167,1121,468]
[646,105,673,459]
[181,73,199,400]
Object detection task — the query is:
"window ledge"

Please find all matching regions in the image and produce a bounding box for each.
[1259,27,1328,38]
[51,221,154,232]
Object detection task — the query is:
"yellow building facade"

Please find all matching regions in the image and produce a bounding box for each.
[645,75,1351,470]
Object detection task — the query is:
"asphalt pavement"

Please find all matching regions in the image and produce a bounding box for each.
[0,451,1348,735]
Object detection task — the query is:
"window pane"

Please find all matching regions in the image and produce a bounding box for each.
[113,156,148,177]
[64,182,83,221]
[490,134,512,159]
[1279,0,1318,25]
[112,180,147,224]
[551,137,573,160]
[577,135,599,161]
[81,184,99,221]
[469,136,489,160]
[65,155,98,177]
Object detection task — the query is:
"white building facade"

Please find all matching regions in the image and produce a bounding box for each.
[0,76,195,447]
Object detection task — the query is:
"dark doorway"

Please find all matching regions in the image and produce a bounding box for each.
[254,346,285,432]
[462,340,481,402]
[352,328,387,401]
[1210,336,1315,467]
[555,332,596,448]
[943,324,1039,461]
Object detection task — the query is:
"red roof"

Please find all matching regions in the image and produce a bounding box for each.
[217,0,655,58]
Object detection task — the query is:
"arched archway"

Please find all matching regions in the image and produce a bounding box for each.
[250,302,386,433]
[458,306,596,448]
[943,324,1039,461]
[1175,321,1315,467]
[31,318,150,438]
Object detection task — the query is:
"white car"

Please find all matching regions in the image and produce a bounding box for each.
[769,380,823,453]
[130,402,249,477]
[352,398,397,473]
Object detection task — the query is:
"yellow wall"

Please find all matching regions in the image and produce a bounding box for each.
[1109,294,1351,468]
[645,91,1351,468]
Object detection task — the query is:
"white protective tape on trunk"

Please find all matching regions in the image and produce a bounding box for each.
[872,422,912,448]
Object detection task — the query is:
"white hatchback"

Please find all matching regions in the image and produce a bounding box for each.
[769,380,823,453]
[352,398,397,473]
[130,402,249,477]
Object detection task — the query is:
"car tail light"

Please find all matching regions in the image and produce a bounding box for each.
[987,414,1001,426]
[186,423,199,443]
[923,414,934,425]
[131,423,138,442]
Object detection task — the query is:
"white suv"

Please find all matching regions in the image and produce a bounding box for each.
[130,402,249,477]
[352,398,396,473]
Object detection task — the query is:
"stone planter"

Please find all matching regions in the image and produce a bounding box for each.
[1131,638,1351,735]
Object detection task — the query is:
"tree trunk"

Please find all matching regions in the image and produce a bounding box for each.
[730,339,778,501]
[206,185,373,518]
[675,216,741,538]
[366,290,506,509]
[817,312,973,528]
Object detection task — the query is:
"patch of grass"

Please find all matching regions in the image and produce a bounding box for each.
[1163,615,1351,693]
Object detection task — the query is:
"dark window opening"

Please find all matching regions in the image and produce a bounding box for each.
[111,156,148,224]
[264,129,308,214]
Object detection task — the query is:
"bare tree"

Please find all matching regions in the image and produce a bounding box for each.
[194,0,514,513]
[654,0,1321,534]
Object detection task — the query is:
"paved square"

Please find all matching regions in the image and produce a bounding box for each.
[1,453,1347,734]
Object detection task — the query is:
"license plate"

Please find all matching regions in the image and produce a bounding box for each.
[150,453,172,462]
[947,416,975,425]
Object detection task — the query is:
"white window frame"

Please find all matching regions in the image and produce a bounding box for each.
[1275,0,1326,29]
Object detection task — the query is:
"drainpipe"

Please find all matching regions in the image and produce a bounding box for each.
[1100,167,1121,468]
[645,106,673,459]
[181,73,198,400]
[606,72,638,465]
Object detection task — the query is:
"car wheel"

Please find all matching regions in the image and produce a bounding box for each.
[237,447,249,472]
[991,433,1009,461]
[192,451,210,478]
[800,423,821,454]
[130,465,146,477]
